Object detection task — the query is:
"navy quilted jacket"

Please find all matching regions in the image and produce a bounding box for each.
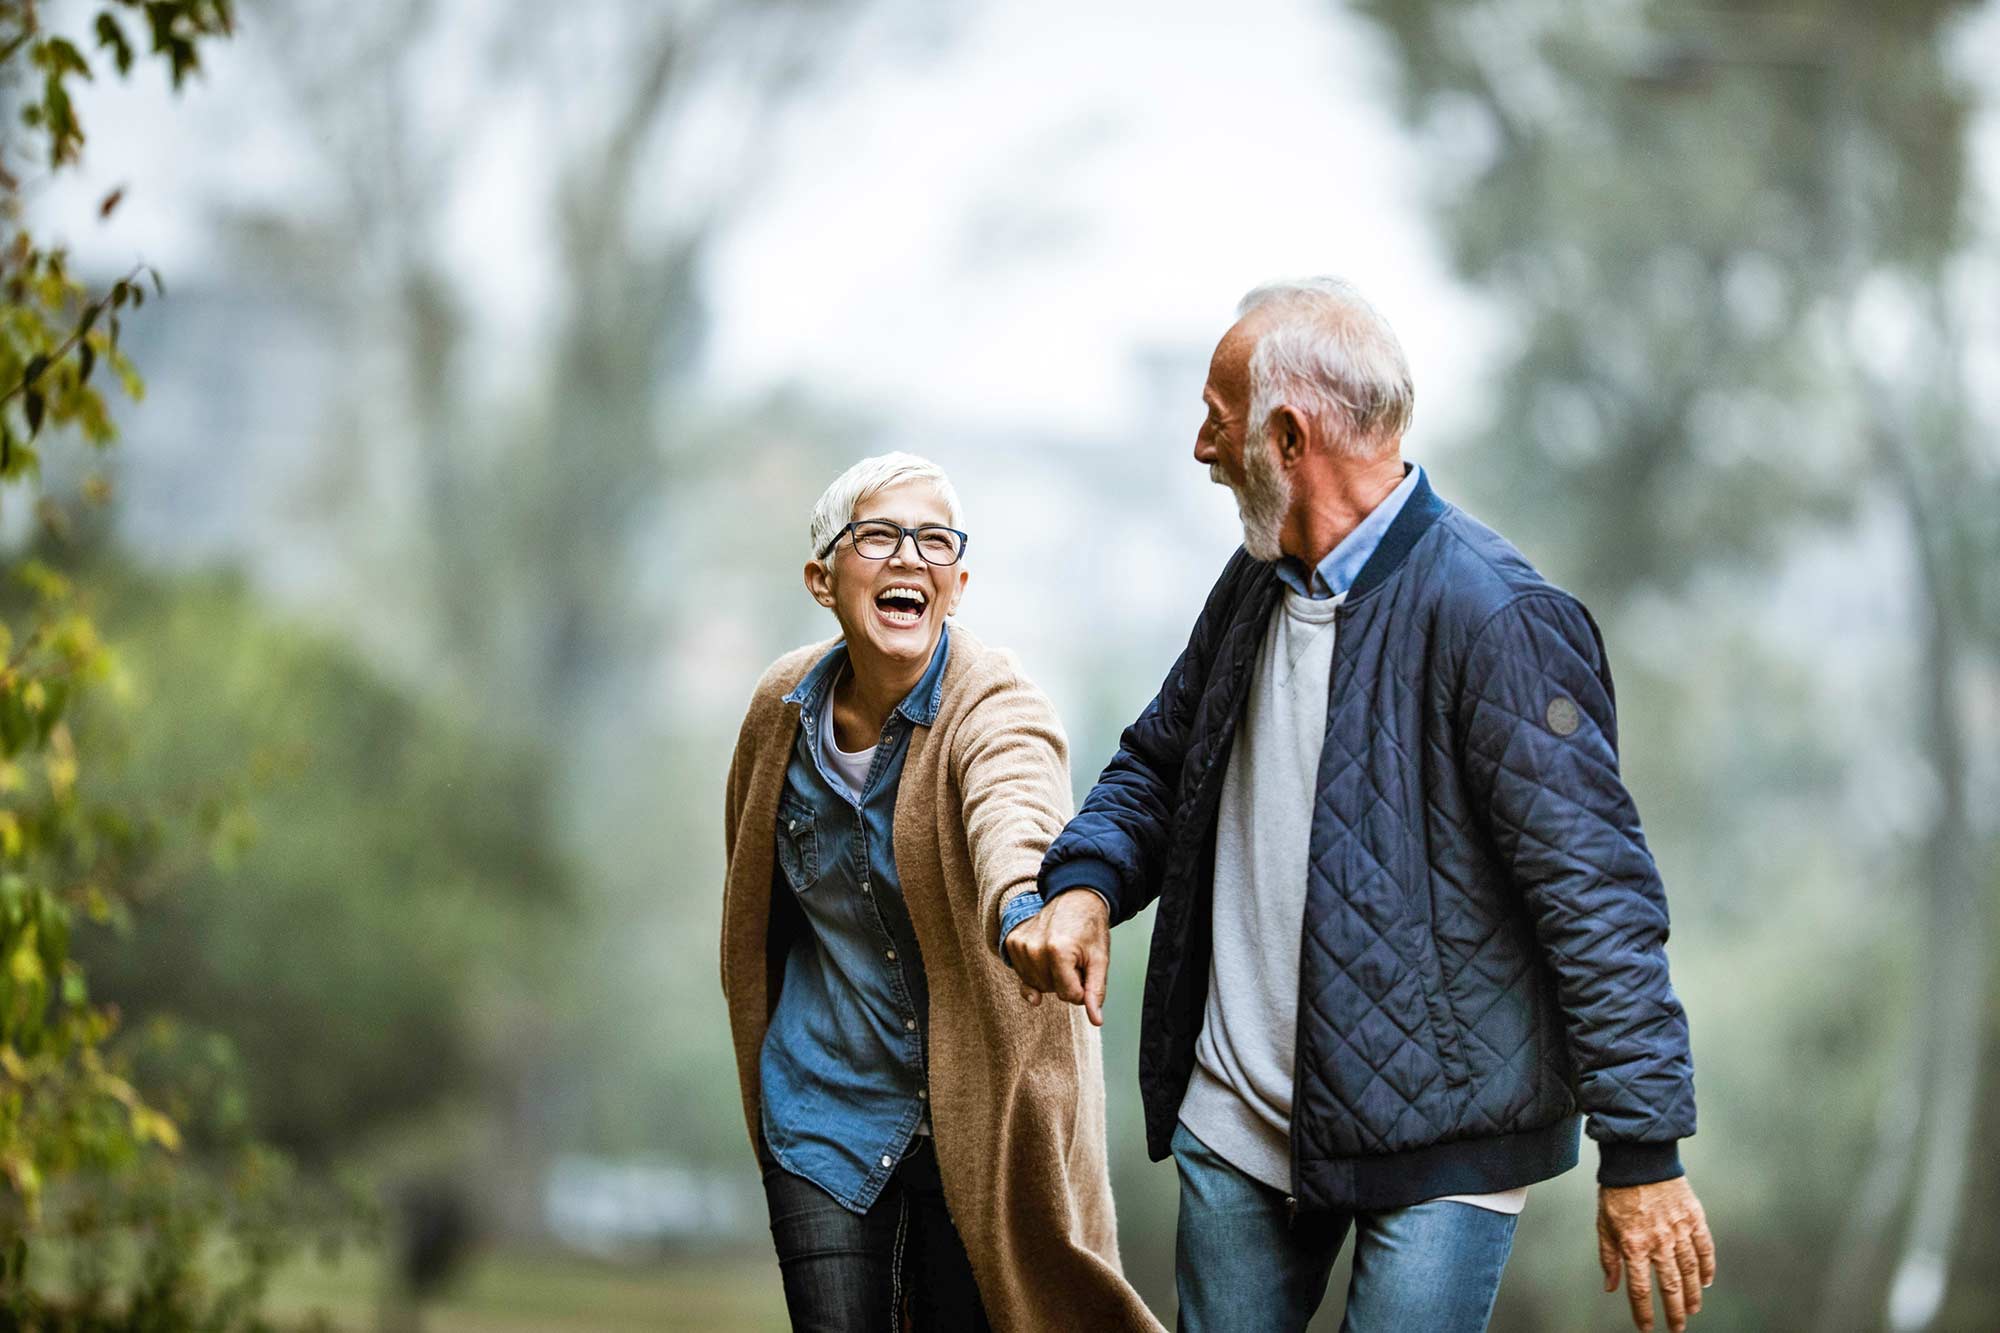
[1039,472,1696,1212]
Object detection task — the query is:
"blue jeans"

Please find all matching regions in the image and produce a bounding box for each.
[1171,1122,1517,1333]
[760,1134,989,1332]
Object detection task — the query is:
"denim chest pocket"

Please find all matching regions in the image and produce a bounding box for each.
[774,804,819,892]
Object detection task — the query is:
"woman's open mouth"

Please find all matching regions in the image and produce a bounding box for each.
[873,584,928,628]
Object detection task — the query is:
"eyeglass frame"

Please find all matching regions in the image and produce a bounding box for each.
[816,520,971,566]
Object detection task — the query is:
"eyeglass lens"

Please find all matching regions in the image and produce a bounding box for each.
[850,521,963,564]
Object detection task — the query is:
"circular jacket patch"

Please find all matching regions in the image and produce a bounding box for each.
[1546,696,1581,737]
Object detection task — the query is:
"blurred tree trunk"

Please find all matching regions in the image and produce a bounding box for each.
[247,0,925,1238]
[1840,375,1989,1333]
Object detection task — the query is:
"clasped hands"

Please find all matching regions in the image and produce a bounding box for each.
[1007,888,1111,1027]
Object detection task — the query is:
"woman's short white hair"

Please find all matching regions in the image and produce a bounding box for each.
[1236,277,1414,455]
[808,451,965,563]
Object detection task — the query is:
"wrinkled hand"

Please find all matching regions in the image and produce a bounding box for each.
[1008,891,1111,1026]
[1598,1176,1717,1333]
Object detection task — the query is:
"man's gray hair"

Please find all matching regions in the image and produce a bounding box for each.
[1236,277,1414,454]
[807,451,965,562]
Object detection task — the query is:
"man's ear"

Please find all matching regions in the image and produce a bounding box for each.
[803,559,836,608]
[1270,404,1309,465]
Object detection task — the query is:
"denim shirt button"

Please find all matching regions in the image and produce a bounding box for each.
[885,949,896,961]
[881,1155,894,1169]
[904,1018,917,1032]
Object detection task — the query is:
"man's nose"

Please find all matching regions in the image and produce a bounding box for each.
[1193,432,1217,465]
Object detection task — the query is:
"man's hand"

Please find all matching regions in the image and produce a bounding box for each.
[1008,891,1112,1026]
[1598,1176,1717,1333]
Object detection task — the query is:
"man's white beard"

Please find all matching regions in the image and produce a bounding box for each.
[1228,431,1290,562]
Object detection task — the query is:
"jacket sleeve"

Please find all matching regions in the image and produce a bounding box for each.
[1038,549,1251,925]
[1457,591,1696,1187]
[953,672,1076,958]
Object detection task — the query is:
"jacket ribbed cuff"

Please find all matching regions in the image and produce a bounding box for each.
[1597,1140,1685,1188]
[1039,856,1121,921]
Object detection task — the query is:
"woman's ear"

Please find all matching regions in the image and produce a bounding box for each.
[803,559,836,608]
[946,566,969,616]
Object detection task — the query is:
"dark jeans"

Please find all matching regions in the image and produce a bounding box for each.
[760,1134,990,1332]
[1172,1121,1519,1333]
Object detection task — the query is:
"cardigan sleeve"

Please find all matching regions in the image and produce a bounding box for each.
[952,669,1076,958]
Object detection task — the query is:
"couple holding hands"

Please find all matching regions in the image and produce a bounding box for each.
[719,278,1716,1333]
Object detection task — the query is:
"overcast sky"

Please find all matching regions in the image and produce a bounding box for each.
[28,0,1998,524]
[34,0,1496,450]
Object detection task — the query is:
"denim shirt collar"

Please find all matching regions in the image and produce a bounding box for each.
[1273,462,1423,600]
[783,623,953,727]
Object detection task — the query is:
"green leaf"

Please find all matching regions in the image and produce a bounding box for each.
[78,341,96,386]
[22,355,49,387]
[39,679,70,728]
[46,38,94,80]
[24,389,44,438]
[94,14,135,77]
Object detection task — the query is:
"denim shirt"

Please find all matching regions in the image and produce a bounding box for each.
[758,626,951,1213]
[999,464,1425,948]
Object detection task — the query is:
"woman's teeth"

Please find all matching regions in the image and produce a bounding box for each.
[875,588,927,625]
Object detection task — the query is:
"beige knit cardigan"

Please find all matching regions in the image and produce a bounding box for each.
[720,626,1162,1332]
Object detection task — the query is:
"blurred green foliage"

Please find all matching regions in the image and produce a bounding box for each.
[0,0,397,1324]
[50,548,571,1165]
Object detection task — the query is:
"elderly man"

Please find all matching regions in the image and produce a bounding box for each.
[1006,278,1716,1333]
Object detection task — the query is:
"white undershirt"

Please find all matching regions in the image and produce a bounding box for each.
[816,686,877,802]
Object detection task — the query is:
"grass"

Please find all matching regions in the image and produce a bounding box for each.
[262,1245,788,1332]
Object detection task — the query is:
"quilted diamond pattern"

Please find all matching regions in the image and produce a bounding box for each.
[1041,496,1697,1209]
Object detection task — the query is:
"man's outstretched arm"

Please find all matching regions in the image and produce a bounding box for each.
[1008,550,1260,1018]
[1006,683,1188,1026]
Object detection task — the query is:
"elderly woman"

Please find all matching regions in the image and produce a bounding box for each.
[720,452,1159,1332]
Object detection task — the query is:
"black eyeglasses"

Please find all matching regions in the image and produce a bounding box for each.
[817,520,970,566]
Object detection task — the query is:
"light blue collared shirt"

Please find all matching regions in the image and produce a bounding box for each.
[760,628,950,1212]
[998,463,1425,951]
[1270,462,1424,600]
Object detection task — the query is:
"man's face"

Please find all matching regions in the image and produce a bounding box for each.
[1194,318,1290,561]
[805,479,969,669]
